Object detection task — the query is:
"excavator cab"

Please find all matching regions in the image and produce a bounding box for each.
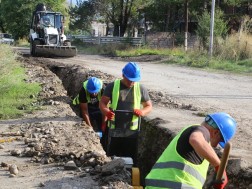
[29,3,77,57]
[41,15,52,27]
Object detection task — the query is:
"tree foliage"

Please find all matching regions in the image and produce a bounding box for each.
[95,0,153,36]
[0,0,68,39]
[0,0,251,41]
[223,0,247,6]
[143,0,210,32]
[68,0,96,34]
[196,9,228,49]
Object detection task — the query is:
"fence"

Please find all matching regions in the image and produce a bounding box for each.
[69,35,143,46]
[68,33,198,48]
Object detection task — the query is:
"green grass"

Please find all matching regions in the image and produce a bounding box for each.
[115,47,252,75]
[115,46,185,57]
[74,38,252,74]
[0,44,41,119]
[68,31,252,75]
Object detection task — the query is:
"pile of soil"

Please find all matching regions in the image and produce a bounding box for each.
[0,57,134,189]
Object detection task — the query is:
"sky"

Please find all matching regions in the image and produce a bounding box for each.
[68,0,77,6]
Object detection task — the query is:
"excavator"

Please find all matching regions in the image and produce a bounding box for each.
[29,4,77,57]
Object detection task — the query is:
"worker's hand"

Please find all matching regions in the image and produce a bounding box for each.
[213,166,228,189]
[106,110,115,120]
[134,109,143,117]
[101,122,107,132]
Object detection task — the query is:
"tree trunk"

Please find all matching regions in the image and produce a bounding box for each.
[113,24,119,36]
[164,5,171,32]
[248,2,252,17]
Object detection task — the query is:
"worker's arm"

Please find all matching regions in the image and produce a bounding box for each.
[80,103,92,127]
[189,131,221,167]
[141,100,152,116]
[99,96,111,115]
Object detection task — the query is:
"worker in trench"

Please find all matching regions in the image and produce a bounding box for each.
[99,62,152,164]
[73,77,106,133]
[145,112,237,189]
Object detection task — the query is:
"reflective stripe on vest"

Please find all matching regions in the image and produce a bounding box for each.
[72,94,80,105]
[109,79,141,130]
[72,79,103,105]
[152,161,205,185]
[145,179,196,189]
[145,125,209,189]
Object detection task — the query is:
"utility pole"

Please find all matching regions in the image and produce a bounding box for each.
[209,0,215,57]
[143,13,147,45]
[184,0,188,52]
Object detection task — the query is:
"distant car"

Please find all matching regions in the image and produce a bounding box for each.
[0,33,14,45]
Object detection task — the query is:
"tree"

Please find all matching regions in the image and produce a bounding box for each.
[196,9,228,50]
[96,0,153,37]
[143,0,208,32]
[68,0,96,34]
[0,0,68,39]
[0,14,6,33]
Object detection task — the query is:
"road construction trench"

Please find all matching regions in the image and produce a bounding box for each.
[47,63,175,184]
[47,62,252,188]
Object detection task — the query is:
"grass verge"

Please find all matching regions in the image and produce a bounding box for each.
[0,44,41,120]
[115,47,252,75]
[73,38,252,75]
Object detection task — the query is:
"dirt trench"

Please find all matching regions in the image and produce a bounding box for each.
[0,54,251,188]
[30,56,252,188]
[30,57,175,182]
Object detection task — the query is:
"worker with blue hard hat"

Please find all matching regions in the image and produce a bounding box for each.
[99,62,152,164]
[122,61,141,82]
[73,77,105,132]
[145,112,237,189]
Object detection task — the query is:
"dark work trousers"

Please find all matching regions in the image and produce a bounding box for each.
[106,131,139,166]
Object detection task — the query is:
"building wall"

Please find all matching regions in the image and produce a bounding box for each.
[91,21,107,37]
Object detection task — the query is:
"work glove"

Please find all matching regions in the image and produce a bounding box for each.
[101,122,107,133]
[106,110,115,120]
[134,109,143,117]
[213,166,228,189]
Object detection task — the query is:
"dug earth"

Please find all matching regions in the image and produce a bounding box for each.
[0,56,132,189]
[0,53,252,189]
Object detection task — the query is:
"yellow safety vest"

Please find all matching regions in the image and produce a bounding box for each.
[72,80,103,105]
[145,125,209,189]
[108,79,141,130]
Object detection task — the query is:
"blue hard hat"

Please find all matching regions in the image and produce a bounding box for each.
[207,112,237,148]
[87,77,102,93]
[122,62,141,82]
